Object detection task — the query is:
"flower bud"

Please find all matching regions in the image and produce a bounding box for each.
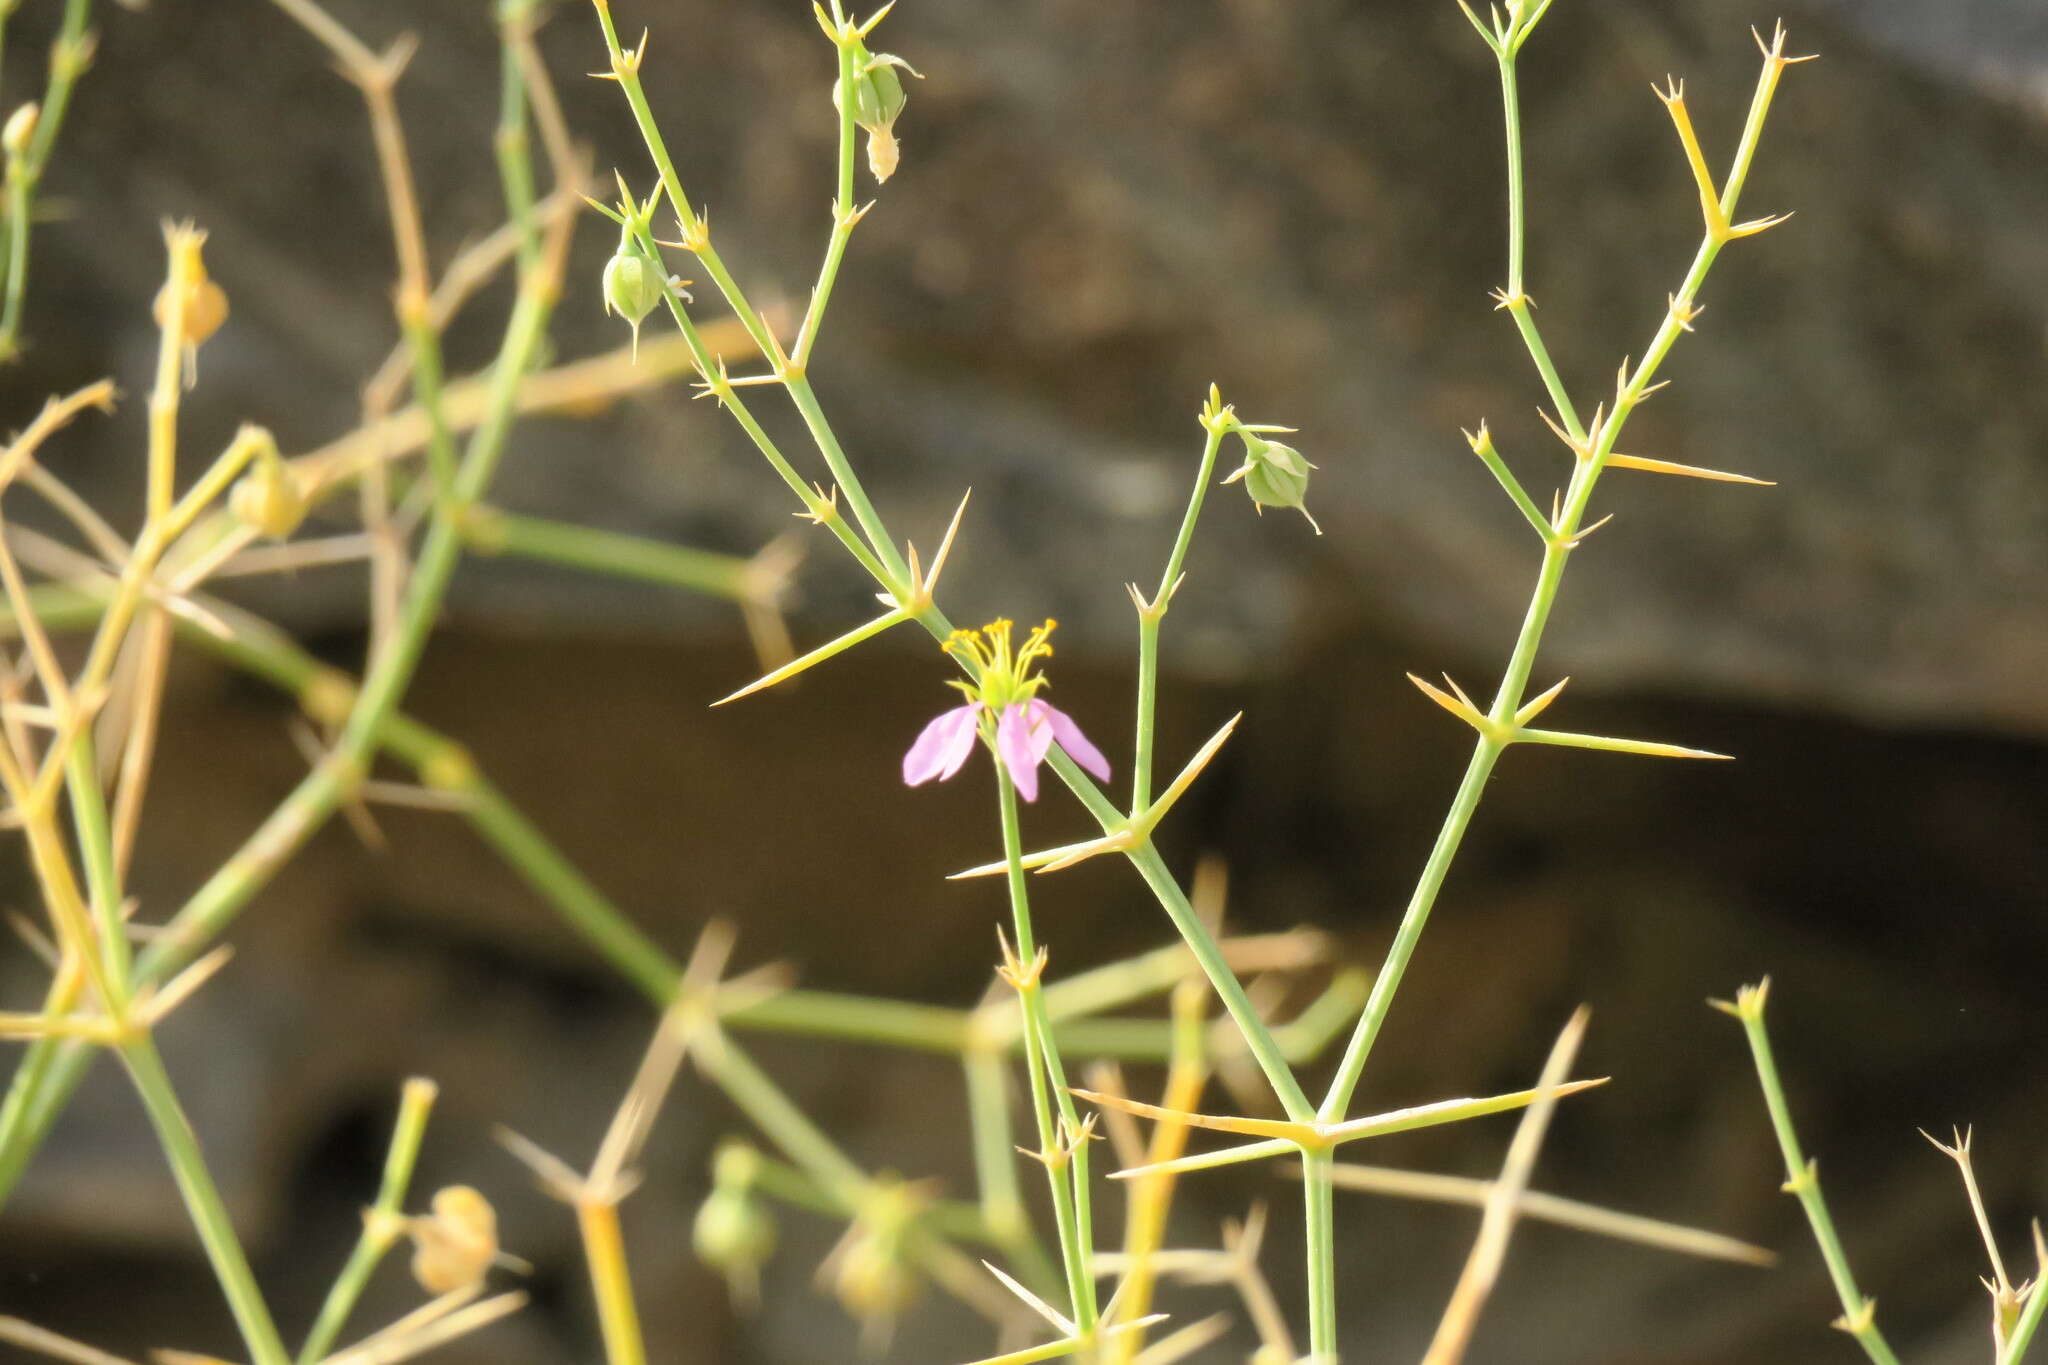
[1224,431,1320,532]
[693,1140,776,1306]
[152,266,228,354]
[692,1188,776,1305]
[833,45,918,183]
[602,233,669,361]
[3,103,38,159]
[830,1227,919,1326]
[228,429,306,540]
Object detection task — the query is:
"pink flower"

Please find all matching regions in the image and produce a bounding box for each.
[902,698,1110,802]
[995,699,1110,801]
[903,618,1111,802]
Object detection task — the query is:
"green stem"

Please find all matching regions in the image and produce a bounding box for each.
[1322,13,1792,1123]
[1318,741,1501,1122]
[1113,828,1314,1122]
[1497,53,1583,443]
[590,8,909,588]
[65,738,128,994]
[790,31,859,365]
[1732,999,1900,1365]
[783,376,912,588]
[996,767,1098,1331]
[1132,423,1224,811]
[586,4,1314,1146]
[964,1046,1026,1238]
[1301,1148,1337,1364]
[0,0,91,360]
[118,1035,290,1365]
[2003,1283,2048,1365]
[623,220,896,590]
[0,152,27,358]
[462,506,753,599]
[296,1077,437,1365]
[694,1028,869,1200]
[494,6,540,274]
[463,776,683,1005]
[399,313,459,500]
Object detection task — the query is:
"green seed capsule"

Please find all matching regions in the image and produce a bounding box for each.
[1244,439,1310,510]
[602,239,669,361]
[833,44,918,183]
[1225,432,1321,532]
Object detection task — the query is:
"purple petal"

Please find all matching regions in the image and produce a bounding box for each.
[1041,702,1112,782]
[903,703,982,787]
[996,703,1044,801]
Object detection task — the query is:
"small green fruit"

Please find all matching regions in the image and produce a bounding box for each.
[602,239,669,360]
[1225,432,1321,533]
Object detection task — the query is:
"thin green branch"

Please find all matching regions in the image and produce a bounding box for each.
[0,0,92,360]
[996,766,1098,1331]
[1132,418,1224,811]
[1719,983,1899,1365]
[461,506,754,599]
[297,1077,438,1365]
[1300,1149,1337,1364]
[119,1035,290,1365]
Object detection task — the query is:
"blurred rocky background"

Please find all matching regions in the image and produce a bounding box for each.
[1,0,2045,1362]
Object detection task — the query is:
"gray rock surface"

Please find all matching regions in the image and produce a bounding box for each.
[1,0,2043,735]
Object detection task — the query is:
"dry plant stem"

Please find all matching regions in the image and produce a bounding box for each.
[0,1314,136,1365]
[997,767,1098,1331]
[0,0,91,359]
[0,12,572,1210]
[0,421,288,1365]
[1107,982,1207,1362]
[578,1199,646,1365]
[1318,1163,1772,1265]
[104,215,201,881]
[1421,1007,1588,1365]
[263,0,461,505]
[296,1078,438,1365]
[1726,987,1900,1365]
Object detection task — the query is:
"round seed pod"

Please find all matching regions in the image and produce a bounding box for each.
[407,1185,499,1294]
[602,243,669,359]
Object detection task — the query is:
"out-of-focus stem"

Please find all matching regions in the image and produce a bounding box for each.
[1727,988,1900,1365]
[119,1034,290,1365]
[996,767,1098,1331]
[297,1077,438,1365]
